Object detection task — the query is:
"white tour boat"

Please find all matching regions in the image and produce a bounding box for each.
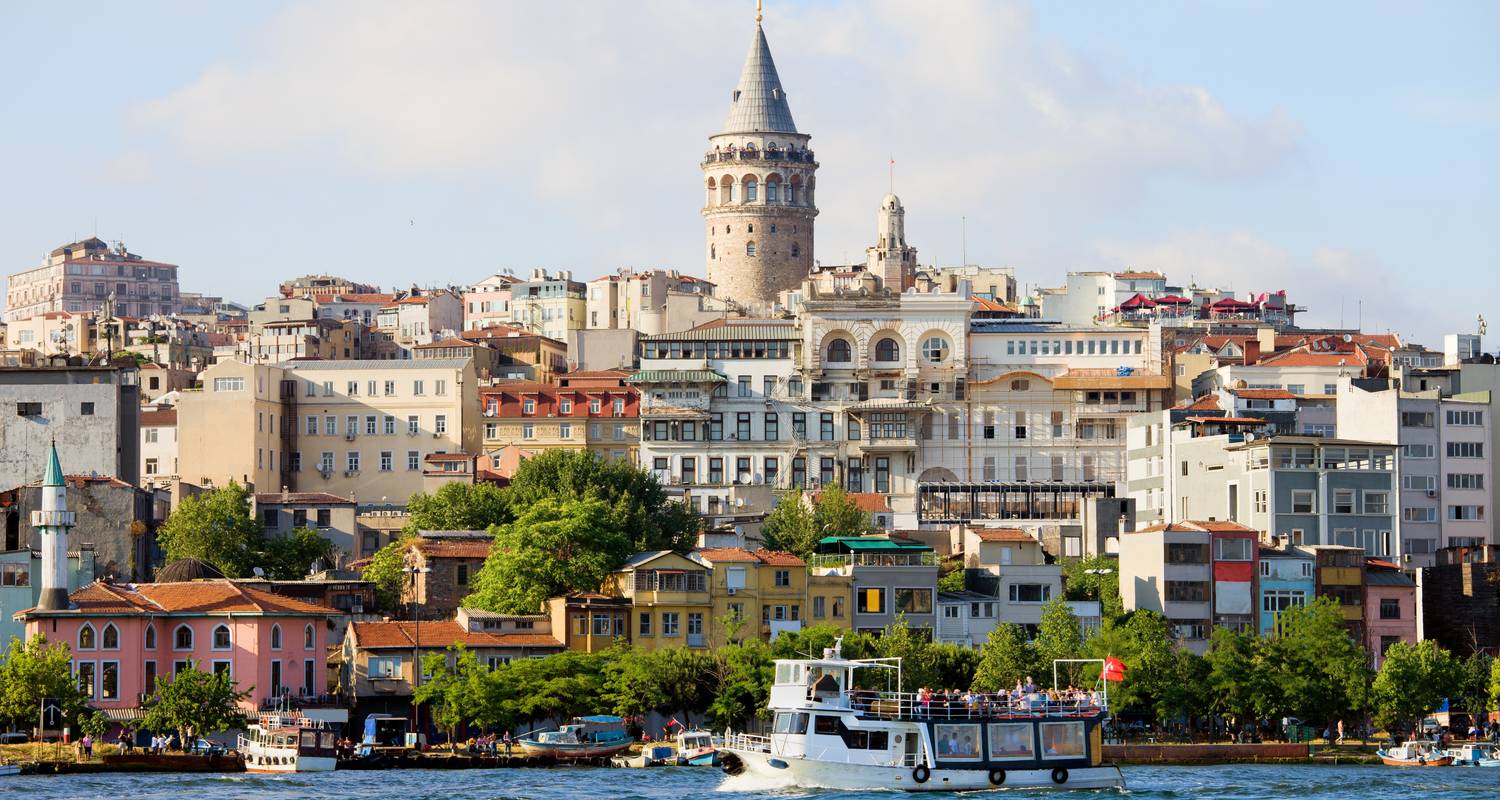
[720,641,1124,791]
[238,712,339,773]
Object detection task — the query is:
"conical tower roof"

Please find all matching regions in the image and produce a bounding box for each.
[43,441,65,487]
[720,24,798,135]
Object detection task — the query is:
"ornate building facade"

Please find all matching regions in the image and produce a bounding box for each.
[703,17,817,307]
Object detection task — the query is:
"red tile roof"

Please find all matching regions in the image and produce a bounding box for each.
[412,539,493,560]
[1132,520,1257,534]
[1231,388,1298,400]
[352,620,562,650]
[1186,415,1267,425]
[752,549,806,567]
[139,407,178,426]
[841,492,893,513]
[971,528,1033,543]
[37,580,338,617]
[1176,395,1223,411]
[693,547,760,563]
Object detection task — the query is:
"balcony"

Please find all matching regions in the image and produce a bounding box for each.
[808,552,940,572]
[855,433,919,452]
[701,148,816,165]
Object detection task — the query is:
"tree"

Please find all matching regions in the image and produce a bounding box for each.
[937,564,966,593]
[155,483,262,577]
[464,498,632,613]
[708,639,773,730]
[404,482,511,535]
[1489,655,1500,714]
[1204,626,1262,726]
[1033,597,1083,687]
[812,485,871,541]
[78,709,111,741]
[1061,554,1124,619]
[415,645,486,750]
[260,527,337,581]
[0,635,88,732]
[1456,651,1494,721]
[1371,640,1461,735]
[973,624,1037,692]
[504,449,699,553]
[760,489,818,560]
[137,661,249,747]
[1258,598,1370,727]
[362,532,418,612]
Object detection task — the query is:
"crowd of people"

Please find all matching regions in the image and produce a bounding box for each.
[849,677,1104,719]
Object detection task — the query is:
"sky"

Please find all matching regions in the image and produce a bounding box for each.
[1,0,1496,346]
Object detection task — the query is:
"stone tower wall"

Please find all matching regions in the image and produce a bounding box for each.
[703,133,817,306]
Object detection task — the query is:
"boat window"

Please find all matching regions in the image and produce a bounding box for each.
[772,712,808,734]
[775,663,796,684]
[988,723,1036,761]
[934,723,982,761]
[1039,721,1086,759]
[813,715,842,735]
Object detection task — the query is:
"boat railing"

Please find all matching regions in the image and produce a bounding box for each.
[725,732,772,753]
[846,690,1106,721]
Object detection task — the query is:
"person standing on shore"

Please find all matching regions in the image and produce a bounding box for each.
[1336,720,1344,744]
[503,731,513,757]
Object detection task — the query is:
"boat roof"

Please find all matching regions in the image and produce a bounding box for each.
[773,655,899,670]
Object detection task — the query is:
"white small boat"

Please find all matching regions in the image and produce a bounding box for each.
[676,730,719,766]
[238,713,339,773]
[1447,743,1500,766]
[0,763,19,777]
[1377,740,1452,767]
[613,743,676,768]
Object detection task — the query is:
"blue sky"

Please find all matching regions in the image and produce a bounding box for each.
[2,0,1495,345]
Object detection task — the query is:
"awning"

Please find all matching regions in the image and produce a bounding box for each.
[626,370,725,384]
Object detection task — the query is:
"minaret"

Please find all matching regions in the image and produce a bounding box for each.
[31,442,76,611]
[866,194,918,291]
[703,2,818,307]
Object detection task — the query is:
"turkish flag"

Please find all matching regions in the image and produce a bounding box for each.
[1102,656,1127,683]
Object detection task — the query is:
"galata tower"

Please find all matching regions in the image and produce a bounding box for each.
[703,6,817,307]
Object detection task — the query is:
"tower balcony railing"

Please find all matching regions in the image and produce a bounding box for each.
[702,149,817,165]
[32,509,77,527]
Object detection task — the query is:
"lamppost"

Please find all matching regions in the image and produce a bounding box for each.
[403,563,430,740]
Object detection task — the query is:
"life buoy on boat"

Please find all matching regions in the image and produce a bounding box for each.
[912,764,931,784]
[1051,767,1069,784]
[988,768,1006,785]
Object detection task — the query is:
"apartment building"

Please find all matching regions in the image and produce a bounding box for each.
[240,318,366,363]
[1255,542,1315,635]
[1308,544,1368,640]
[544,592,634,653]
[610,550,712,652]
[1036,271,1168,327]
[585,268,721,334]
[1364,558,1416,667]
[693,547,851,647]
[177,358,478,503]
[461,273,519,330]
[5,311,100,356]
[254,492,358,556]
[1336,378,1492,566]
[1119,520,1259,652]
[376,292,464,354]
[6,237,181,322]
[461,324,569,381]
[0,363,142,490]
[809,535,939,635]
[140,405,178,482]
[478,373,638,476]
[507,270,586,342]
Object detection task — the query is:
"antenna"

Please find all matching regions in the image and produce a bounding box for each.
[961,216,968,268]
[756,0,763,24]
[889,155,895,196]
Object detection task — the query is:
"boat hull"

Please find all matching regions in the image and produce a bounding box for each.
[518,741,632,760]
[722,748,1124,791]
[1378,754,1453,766]
[242,752,337,773]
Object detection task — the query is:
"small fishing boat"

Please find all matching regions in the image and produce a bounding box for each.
[0,761,19,777]
[238,713,339,773]
[676,730,719,766]
[1446,743,1500,766]
[1377,740,1452,766]
[614,743,676,768]
[519,715,633,760]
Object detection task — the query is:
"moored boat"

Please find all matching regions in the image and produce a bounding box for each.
[1446,743,1500,766]
[238,713,339,773]
[1377,740,1452,766]
[676,730,719,766]
[518,715,633,760]
[719,640,1124,792]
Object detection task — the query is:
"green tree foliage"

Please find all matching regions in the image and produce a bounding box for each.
[404,481,512,535]
[602,646,715,722]
[761,486,871,562]
[155,482,263,577]
[415,645,488,750]
[78,709,111,740]
[708,638,773,729]
[261,527,337,581]
[1204,626,1262,724]
[1034,597,1084,687]
[464,498,631,613]
[937,563,966,593]
[504,449,699,553]
[1489,655,1500,714]
[973,623,1038,692]
[1256,598,1370,727]
[490,651,607,732]
[136,661,249,746]
[1456,651,1495,719]
[1061,554,1124,619]
[0,635,88,731]
[362,532,417,612]
[1370,640,1461,735]
[813,485,871,541]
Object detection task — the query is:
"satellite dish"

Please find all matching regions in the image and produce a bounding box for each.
[1343,334,1353,343]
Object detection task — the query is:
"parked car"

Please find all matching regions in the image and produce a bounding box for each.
[0,732,29,744]
[188,738,226,756]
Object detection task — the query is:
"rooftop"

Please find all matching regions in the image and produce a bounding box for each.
[351,619,562,650]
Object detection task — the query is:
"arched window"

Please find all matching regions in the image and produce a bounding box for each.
[747,224,754,233]
[101,623,119,650]
[212,624,231,650]
[270,624,283,650]
[173,624,193,650]
[826,338,853,363]
[744,178,758,202]
[788,179,800,205]
[922,336,950,364]
[304,624,316,650]
[746,241,757,257]
[78,623,96,650]
[791,243,800,257]
[874,337,901,363]
[726,179,737,203]
[766,178,780,203]
[705,177,717,207]
[144,624,157,650]
[710,244,716,260]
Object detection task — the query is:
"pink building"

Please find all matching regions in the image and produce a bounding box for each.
[1364,559,1418,668]
[20,579,339,711]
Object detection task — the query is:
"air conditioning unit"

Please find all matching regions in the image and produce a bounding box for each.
[432,432,441,438]
[319,471,332,480]
[408,430,418,436]
[345,433,356,441]
[727,587,737,596]
[344,470,356,477]
[1426,490,1437,498]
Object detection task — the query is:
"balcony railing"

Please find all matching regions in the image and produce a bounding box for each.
[808,552,939,571]
[702,149,816,165]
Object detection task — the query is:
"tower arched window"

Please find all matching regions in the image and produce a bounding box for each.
[271,624,283,650]
[766,179,779,203]
[144,624,157,650]
[746,241,757,257]
[102,623,119,650]
[744,178,758,202]
[826,338,853,364]
[78,623,96,650]
[710,244,716,260]
[173,624,193,650]
[212,624,231,650]
[747,224,754,233]
[875,337,901,363]
[788,181,800,205]
[791,243,800,258]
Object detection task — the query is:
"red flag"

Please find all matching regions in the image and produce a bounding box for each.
[1102,657,1127,683]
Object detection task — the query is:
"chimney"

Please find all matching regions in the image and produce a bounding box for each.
[1243,339,1261,366]
[32,443,76,611]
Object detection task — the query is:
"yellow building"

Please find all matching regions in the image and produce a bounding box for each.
[177,360,292,492]
[694,548,852,647]
[608,551,713,652]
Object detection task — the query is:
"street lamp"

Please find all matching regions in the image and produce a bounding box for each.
[403,563,431,739]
